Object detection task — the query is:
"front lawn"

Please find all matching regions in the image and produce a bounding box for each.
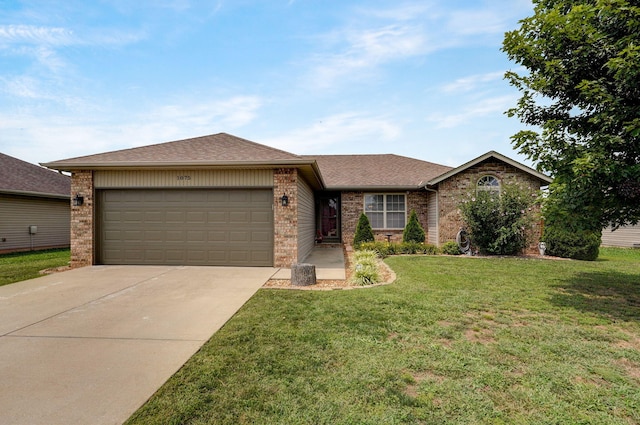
[127,248,640,424]
[0,248,70,287]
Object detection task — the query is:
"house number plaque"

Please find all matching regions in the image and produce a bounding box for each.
[177,175,192,181]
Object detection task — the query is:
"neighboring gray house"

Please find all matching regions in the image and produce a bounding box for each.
[601,225,640,248]
[0,153,71,254]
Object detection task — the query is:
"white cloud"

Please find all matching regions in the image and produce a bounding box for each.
[262,112,401,153]
[441,71,506,93]
[446,10,510,36]
[0,25,74,46]
[0,95,264,164]
[307,24,427,89]
[359,3,433,21]
[427,95,516,129]
[142,96,262,130]
[300,1,531,91]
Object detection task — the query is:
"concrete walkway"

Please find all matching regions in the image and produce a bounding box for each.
[0,265,277,425]
[271,246,346,280]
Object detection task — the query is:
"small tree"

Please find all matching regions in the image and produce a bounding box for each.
[502,0,640,229]
[403,210,425,243]
[353,213,374,247]
[459,183,537,255]
[541,183,601,261]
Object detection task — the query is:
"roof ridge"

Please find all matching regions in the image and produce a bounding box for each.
[48,133,302,163]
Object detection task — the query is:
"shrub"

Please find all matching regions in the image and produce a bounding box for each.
[540,182,601,261]
[459,183,537,255]
[357,241,439,257]
[403,210,425,243]
[357,241,393,257]
[351,250,380,285]
[441,241,462,255]
[543,225,601,261]
[353,213,375,247]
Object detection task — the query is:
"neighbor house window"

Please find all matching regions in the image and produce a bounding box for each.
[364,194,406,229]
[477,175,500,195]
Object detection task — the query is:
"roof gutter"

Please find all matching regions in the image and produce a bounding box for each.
[0,189,70,200]
[40,159,317,170]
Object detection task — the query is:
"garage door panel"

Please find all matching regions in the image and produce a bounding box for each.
[251,231,271,242]
[166,231,185,241]
[251,211,271,224]
[144,211,163,222]
[187,230,205,241]
[251,251,271,263]
[229,231,249,242]
[98,189,273,266]
[164,192,185,202]
[208,231,227,242]
[186,211,206,223]
[229,211,249,223]
[123,231,143,242]
[251,190,272,202]
[208,212,227,223]
[165,211,185,222]
[229,251,249,262]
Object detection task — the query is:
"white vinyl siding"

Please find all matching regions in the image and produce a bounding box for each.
[364,193,406,229]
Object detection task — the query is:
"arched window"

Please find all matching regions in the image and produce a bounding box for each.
[477,175,500,194]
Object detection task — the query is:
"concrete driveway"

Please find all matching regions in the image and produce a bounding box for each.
[0,265,277,425]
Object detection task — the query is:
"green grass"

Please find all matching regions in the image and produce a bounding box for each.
[0,248,70,286]
[126,247,640,424]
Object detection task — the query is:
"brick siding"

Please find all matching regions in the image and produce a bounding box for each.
[274,168,299,267]
[341,190,430,247]
[70,170,94,268]
[436,160,544,254]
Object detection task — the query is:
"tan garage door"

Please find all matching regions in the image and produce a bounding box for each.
[97,189,273,266]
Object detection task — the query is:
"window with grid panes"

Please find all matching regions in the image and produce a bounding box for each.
[364,194,406,229]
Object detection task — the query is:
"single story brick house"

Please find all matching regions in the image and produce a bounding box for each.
[1,152,71,254]
[42,133,552,268]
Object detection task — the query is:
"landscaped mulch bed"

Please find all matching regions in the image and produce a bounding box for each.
[263,248,395,290]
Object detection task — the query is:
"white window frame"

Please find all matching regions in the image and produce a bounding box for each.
[477,175,501,195]
[364,193,407,229]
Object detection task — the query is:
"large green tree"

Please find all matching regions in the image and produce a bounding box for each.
[503,0,640,230]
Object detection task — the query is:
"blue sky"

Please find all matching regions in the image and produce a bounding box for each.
[1,0,535,167]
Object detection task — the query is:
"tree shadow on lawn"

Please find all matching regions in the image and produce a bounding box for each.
[550,270,640,322]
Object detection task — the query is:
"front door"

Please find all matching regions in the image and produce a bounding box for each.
[317,195,340,243]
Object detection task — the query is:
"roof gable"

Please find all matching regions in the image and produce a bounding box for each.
[0,153,70,198]
[425,151,552,187]
[306,154,453,190]
[42,133,304,169]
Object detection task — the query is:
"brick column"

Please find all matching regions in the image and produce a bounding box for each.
[341,191,363,248]
[70,170,94,268]
[274,168,298,267]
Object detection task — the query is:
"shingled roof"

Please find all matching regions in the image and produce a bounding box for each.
[306,154,453,190]
[0,152,70,198]
[42,133,305,168]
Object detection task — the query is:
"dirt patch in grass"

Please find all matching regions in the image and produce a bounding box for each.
[403,370,446,398]
[464,328,496,344]
[616,358,640,382]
